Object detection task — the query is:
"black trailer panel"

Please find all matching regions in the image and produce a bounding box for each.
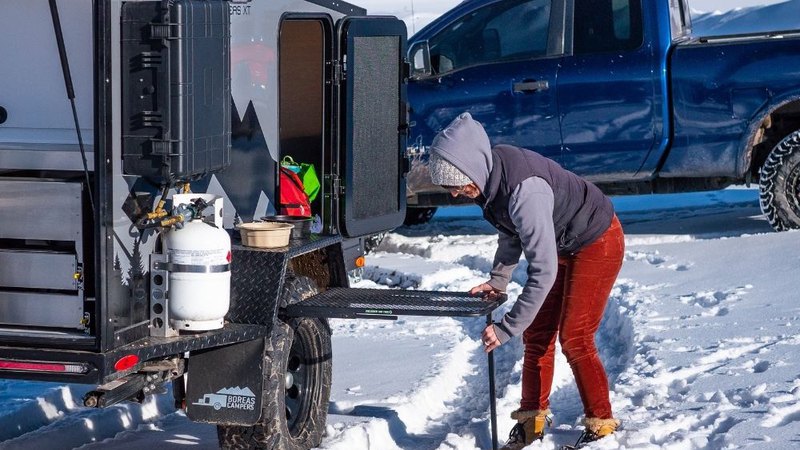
[0,323,268,385]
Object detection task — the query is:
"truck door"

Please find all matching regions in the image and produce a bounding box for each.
[558,0,661,180]
[408,0,563,160]
[334,17,408,238]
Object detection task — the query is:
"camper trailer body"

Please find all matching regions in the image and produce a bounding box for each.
[0,0,409,444]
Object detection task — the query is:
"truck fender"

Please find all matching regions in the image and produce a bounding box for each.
[738,92,800,177]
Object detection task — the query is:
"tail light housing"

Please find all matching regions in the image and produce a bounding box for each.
[0,358,92,375]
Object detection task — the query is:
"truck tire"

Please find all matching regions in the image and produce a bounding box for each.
[759,129,800,231]
[363,232,386,254]
[404,206,437,225]
[218,277,332,450]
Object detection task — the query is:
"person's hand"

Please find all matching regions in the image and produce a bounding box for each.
[469,282,503,301]
[482,324,501,353]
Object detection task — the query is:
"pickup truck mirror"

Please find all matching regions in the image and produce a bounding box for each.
[409,40,432,79]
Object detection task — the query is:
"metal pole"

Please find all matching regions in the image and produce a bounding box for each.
[487,314,498,450]
[48,0,96,217]
[410,0,416,35]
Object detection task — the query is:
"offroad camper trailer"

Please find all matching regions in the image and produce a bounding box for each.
[0,1,503,447]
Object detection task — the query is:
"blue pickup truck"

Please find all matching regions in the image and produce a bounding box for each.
[404,0,800,231]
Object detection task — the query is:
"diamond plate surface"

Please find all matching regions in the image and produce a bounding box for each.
[227,248,287,326]
[227,235,344,325]
[0,238,345,385]
[284,288,507,319]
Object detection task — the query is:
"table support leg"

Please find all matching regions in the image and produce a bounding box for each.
[487,314,498,450]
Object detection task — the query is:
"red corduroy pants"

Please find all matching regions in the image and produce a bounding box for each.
[520,215,624,419]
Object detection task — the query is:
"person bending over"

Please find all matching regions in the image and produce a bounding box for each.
[427,112,624,449]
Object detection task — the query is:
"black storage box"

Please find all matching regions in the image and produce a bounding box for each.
[121,0,231,181]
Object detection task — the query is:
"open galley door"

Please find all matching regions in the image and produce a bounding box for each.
[335,16,407,238]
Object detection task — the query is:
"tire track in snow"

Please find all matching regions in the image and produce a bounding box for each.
[340,230,519,448]
[354,227,638,449]
[338,229,524,448]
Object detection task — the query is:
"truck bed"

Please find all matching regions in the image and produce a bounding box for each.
[662,31,800,178]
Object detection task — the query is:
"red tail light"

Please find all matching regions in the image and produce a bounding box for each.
[114,354,140,372]
[0,359,91,374]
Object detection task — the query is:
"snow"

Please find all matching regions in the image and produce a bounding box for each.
[3,186,800,449]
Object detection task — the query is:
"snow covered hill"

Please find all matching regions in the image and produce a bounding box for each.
[692,0,800,36]
[357,0,800,40]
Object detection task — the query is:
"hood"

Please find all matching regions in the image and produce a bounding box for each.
[429,112,493,192]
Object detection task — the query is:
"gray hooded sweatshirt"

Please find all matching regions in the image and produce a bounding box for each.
[430,112,559,344]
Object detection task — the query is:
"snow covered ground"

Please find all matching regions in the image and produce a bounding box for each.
[2,186,800,449]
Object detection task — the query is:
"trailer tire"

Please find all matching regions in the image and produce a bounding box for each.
[218,277,332,450]
[404,206,437,225]
[759,129,800,231]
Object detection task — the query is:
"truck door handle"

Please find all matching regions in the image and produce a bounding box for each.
[513,80,549,93]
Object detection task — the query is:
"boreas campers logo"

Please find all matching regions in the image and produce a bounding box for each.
[192,386,256,411]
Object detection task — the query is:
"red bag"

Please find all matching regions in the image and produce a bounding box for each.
[280,167,311,217]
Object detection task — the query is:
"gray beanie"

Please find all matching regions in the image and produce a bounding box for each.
[428,152,473,186]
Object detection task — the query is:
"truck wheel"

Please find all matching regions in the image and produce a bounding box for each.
[363,232,386,254]
[218,277,332,450]
[404,206,437,225]
[759,129,800,231]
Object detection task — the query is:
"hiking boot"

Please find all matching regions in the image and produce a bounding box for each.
[500,409,552,450]
[580,417,621,442]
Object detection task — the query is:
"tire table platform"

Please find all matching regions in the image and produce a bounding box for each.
[284,288,506,450]
[283,288,504,320]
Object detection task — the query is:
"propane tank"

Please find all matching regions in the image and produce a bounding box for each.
[162,194,231,331]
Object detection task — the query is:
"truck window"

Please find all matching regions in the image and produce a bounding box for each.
[428,0,552,75]
[669,0,692,40]
[573,0,642,54]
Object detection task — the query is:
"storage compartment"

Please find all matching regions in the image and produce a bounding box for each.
[121,0,231,181]
[0,179,87,334]
[0,291,84,329]
[0,180,84,242]
[278,18,328,223]
[276,16,409,238]
[0,250,78,291]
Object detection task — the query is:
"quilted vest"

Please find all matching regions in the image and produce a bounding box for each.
[478,145,614,255]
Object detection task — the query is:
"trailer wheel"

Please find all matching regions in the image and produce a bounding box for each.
[218,277,332,449]
[759,129,800,231]
[404,206,437,225]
